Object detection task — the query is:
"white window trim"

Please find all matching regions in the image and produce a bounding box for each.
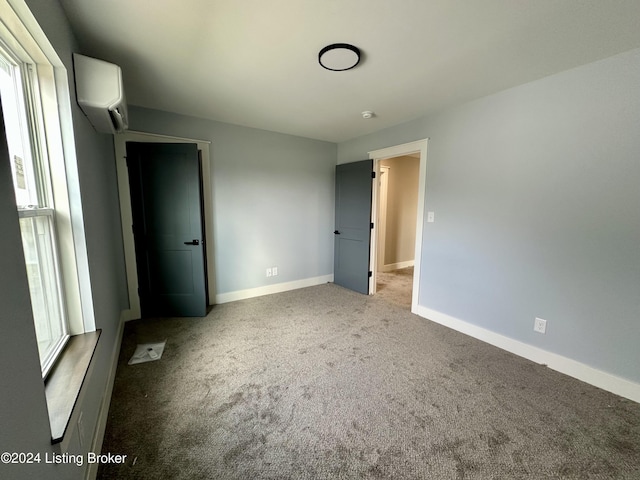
[1,0,95,335]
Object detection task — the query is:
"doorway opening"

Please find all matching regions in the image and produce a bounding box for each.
[374,154,420,309]
[114,131,214,320]
[126,142,208,317]
[368,139,428,313]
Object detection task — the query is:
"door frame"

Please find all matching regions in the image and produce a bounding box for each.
[376,165,390,275]
[368,139,428,314]
[114,131,214,320]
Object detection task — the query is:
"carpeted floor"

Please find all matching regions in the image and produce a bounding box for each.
[376,267,413,309]
[99,284,640,479]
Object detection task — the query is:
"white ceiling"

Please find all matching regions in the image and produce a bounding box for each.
[59,0,640,143]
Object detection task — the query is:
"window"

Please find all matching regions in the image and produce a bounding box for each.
[1,43,69,375]
[1,0,95,379]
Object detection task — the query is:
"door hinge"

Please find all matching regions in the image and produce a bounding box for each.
[371,171,376,179]
[370,222,374,229]
[368,271,373,278]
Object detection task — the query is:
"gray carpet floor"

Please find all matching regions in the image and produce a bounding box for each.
[99,284,640,479]
[376,267,413,309]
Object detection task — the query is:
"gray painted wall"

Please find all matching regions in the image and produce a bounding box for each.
[128,107,337,295]
[0,1,127,478]
[339,48,640,384]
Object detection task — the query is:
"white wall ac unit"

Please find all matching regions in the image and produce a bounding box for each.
[73,53,128,134]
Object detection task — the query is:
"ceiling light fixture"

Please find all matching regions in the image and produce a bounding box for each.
[319,43,361,71]
[361,111,374,119]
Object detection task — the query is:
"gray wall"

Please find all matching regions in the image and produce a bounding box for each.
[128,106,337,295]
[339,48,640,384]
[0,1,127,478]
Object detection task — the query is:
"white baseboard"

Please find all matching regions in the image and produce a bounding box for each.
[215,275,334,304]
[380,260,414,272]
[412,305,640,404]
[85,311,126,480]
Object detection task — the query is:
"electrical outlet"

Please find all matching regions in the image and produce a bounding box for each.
[266,268,272,277]
[272,266,278,276]
[534,317,547,334]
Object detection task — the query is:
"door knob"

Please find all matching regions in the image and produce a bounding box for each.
[334,230,341,235]
[184,239,200,245]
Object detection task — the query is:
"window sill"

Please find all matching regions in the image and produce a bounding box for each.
[44,330,101,444]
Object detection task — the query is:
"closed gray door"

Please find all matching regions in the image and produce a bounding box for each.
[334,160,373,294]
[127,142,207,317]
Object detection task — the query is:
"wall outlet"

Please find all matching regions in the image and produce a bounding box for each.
[272,266,278,276]
[266,268,272,277]
[534,317,547,334]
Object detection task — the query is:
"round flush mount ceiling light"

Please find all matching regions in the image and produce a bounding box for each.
[361,111,374,119]
[319,43,361,71]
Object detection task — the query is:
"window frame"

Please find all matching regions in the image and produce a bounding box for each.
[1,0,96,376]
[1,40,72,374]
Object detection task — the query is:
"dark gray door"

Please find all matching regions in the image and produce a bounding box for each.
[127,142,207,317]
[334,160,373,294]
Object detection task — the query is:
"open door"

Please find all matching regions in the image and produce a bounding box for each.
[333,160,373,294]
[127,142,207,317]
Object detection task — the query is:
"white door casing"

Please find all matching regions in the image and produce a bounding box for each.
[114,131,214,320]
[368,139,428,313]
